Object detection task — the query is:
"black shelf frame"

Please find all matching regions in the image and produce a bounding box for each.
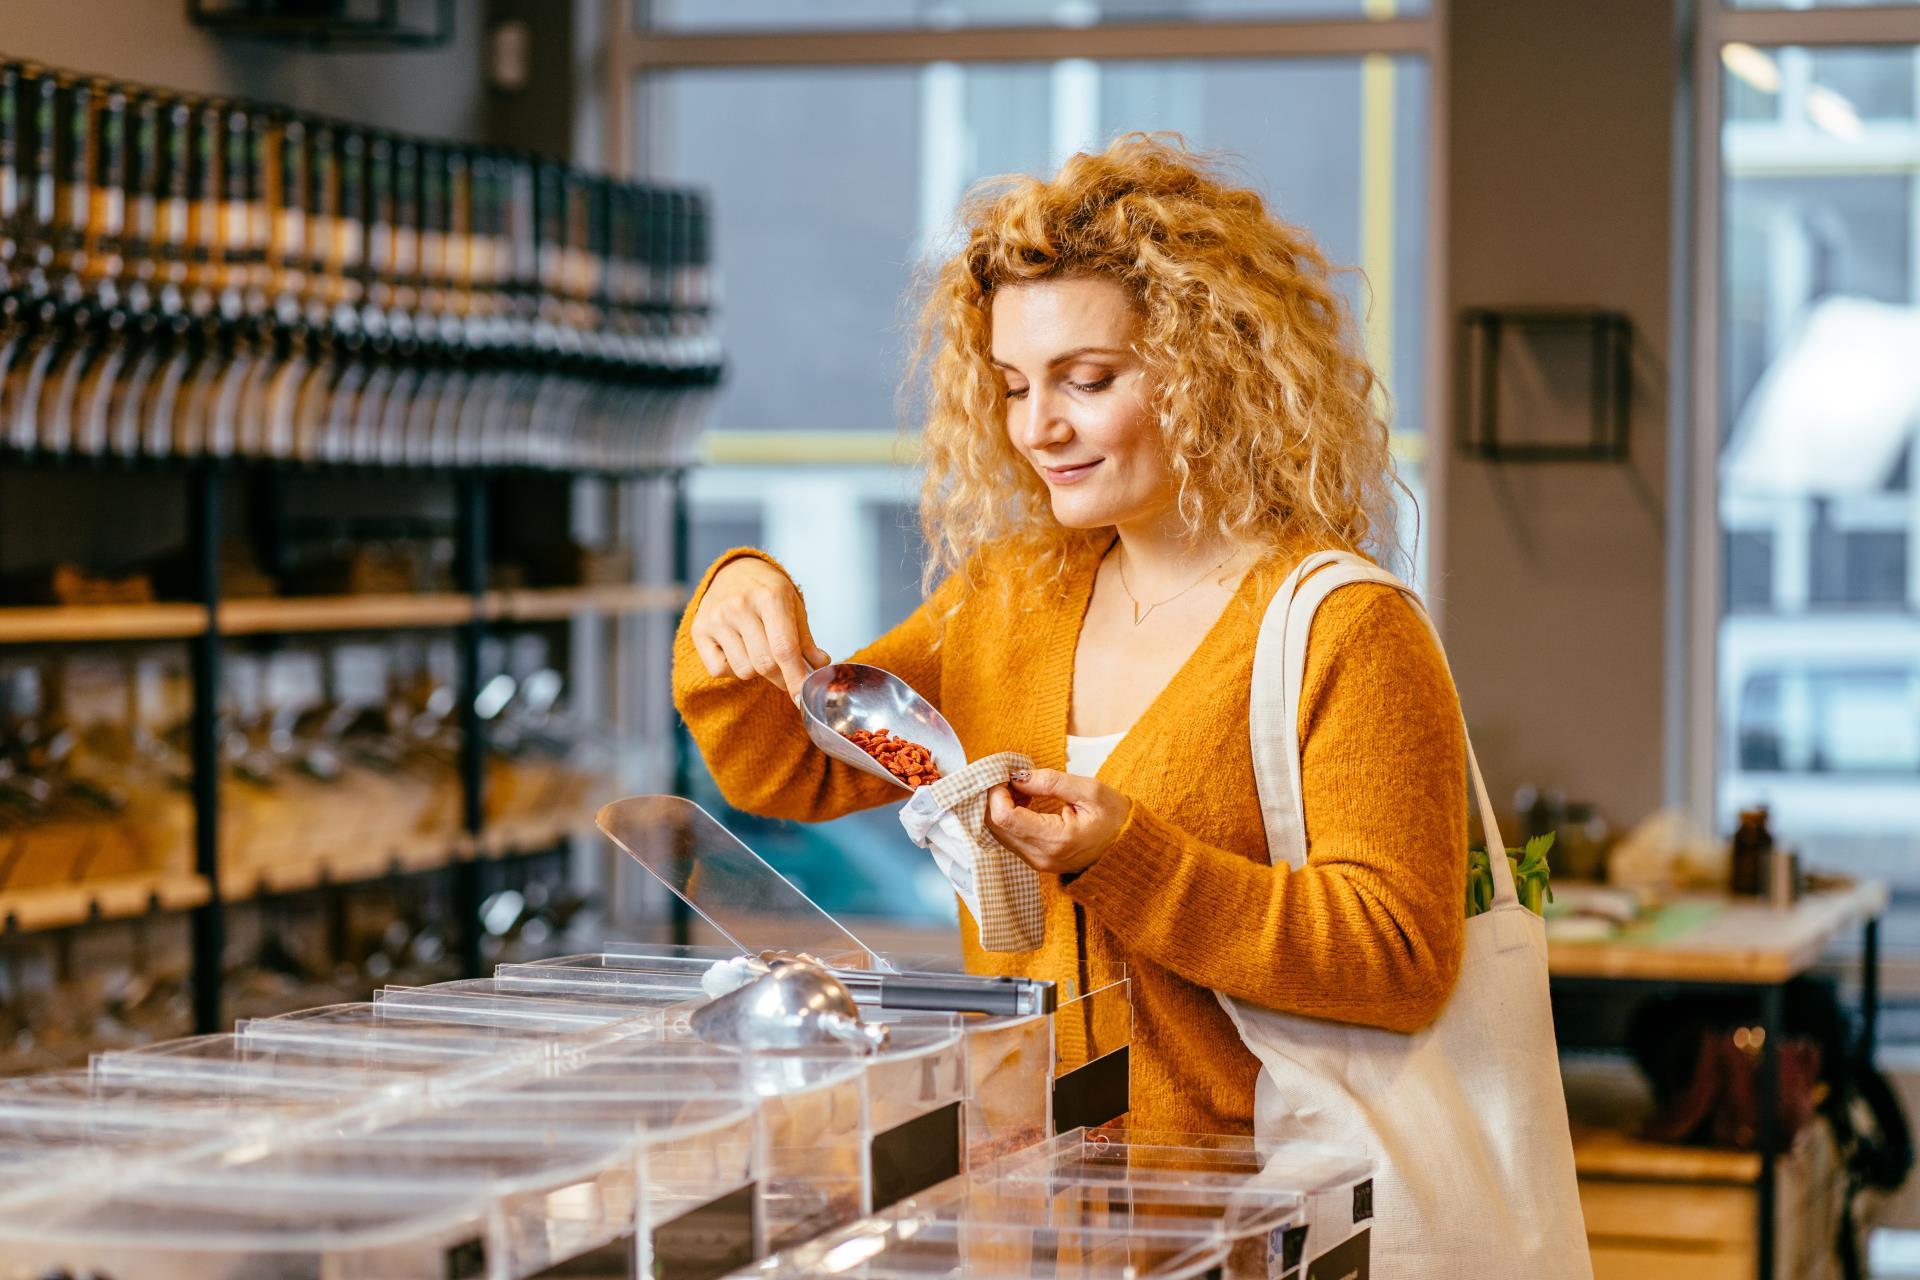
[186,0,457,49]
[0,453,689,1033]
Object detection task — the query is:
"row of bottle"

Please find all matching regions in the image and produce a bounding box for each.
[0,58,719,469]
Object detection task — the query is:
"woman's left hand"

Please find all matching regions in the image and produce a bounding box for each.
[986,769,1132,876]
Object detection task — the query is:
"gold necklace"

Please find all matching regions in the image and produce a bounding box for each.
[1114,544,1241,627]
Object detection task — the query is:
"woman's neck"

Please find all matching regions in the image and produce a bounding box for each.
[1108,510,1257,598]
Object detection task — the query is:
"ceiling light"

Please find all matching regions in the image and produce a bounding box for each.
[1722,42,1782,94]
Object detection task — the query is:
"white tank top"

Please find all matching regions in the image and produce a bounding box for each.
[1065,729,1128,777]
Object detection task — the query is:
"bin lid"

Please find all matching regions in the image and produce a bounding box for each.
[596,795,890,971]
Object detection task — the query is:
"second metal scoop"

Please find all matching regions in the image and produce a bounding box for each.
[689,960,891,1054]
[794,662,966,791]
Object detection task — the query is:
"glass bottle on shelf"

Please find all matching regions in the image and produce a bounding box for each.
[20,72,97,456]
[0,63,24,291]
[252,108,310,461]
[341,129,390,463]
[102,89,163,459]
[134,93,196,460]
[68,81,136,458]
[1730,806,1773,898]
[364,133,413,466]
[316,125,366,461]
[168,95,229,457]
[0,62,37,455]
[200,101,262,458]
[288,118,336,462]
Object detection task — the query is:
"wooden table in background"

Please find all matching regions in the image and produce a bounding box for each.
[1549,881,1887,1280]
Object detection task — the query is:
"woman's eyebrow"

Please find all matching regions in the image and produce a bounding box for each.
[991,346,1129,371]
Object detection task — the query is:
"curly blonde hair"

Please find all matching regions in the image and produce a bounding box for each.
[910,132,1404,594]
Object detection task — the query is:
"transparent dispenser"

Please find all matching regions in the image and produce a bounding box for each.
[995,1128,1377,1280]
[578,1038,872,1252]
[183,1074,762,1279]
[737,1206,1233,1279]
[90,1029,531,1099]
[0,1174,497,1280]
[368,968,942,1241]
[0,1051,773,1279]
[238,998,655,1057]
[897,1130,1315,1280]
[505,796,1064,1168]
[0,1068,357,1204]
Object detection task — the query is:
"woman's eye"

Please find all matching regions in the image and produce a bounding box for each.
[1069,375,1115,393]
[1004,387,1029,401]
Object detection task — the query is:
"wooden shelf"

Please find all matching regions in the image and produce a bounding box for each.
[471,815,586,858]
[0,870,212,933]
[219,593,476,635]
[0,603,207,644]
[1573,1124,1764,1185]
[0,585,686,644]
[484,583,688,622]
[220,819,579,902]
[224,833,469,901]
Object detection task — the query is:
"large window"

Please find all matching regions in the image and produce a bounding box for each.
[616,8,1439,923]
[1693,9,1920,939]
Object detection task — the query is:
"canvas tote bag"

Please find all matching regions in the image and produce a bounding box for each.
[1216,549,1592,1279]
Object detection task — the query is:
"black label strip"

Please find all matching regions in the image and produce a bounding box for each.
[524,1235,630,1278]
[869,1099,964,1211]
[651,1182,761,1280]
[517,1183,760,1280]
[1279,1224,1309,1272]
[1306,1226,1370,1280]
[444,1236,487,1280]
[1052,1045,1131,1134]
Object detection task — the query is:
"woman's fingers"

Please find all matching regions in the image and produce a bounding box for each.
[801,626,831,670]
[729,610,792,692]
[987,786,1061,844]
[1007,768,1096,805]
[711,626,757,683]
[693,633,728,678]
[758,598,818,695]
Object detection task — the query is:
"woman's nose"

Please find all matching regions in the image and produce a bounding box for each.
[1019,388,1073,449]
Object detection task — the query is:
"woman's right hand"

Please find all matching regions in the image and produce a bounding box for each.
[689,557,831,696]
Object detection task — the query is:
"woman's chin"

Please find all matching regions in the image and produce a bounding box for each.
[1046,496,1118,530]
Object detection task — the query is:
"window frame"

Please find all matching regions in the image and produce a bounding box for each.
[601,0,1453,611]
[1676,1,1920,831]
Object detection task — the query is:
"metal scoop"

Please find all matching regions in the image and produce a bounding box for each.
[689,959,891,1054]
[793,662,967,792]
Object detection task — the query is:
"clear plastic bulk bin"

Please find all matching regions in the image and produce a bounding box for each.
[0,1069,355,1203]
[903,1129,1312,1280]
[90,1029,530,1099]
[0,1172,495,1280]
[997,1128,1377,1279]
[732,1206,1232,1279]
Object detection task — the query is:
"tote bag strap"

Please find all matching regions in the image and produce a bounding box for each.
[1251,551,1516,909]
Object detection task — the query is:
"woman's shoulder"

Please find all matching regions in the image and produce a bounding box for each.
[1241,543,1440,666]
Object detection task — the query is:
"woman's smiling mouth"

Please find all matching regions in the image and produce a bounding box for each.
[1041,459,1103,485]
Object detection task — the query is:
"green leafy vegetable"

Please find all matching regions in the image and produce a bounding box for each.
[1466,832,1555,919]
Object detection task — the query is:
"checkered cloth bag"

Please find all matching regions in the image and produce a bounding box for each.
[918,751,1044,953]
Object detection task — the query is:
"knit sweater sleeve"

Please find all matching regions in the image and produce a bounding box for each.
[1064,586,1468,1033]
[672,547,964,824]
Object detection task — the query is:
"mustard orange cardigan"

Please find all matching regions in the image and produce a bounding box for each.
[672,536,1467,1136]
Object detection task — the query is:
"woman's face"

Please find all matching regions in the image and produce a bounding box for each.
[990,277,1172,532]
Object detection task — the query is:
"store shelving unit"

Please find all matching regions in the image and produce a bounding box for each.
[0,869,213,935]
[0,583,690,642]
[0,459,697,1034]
